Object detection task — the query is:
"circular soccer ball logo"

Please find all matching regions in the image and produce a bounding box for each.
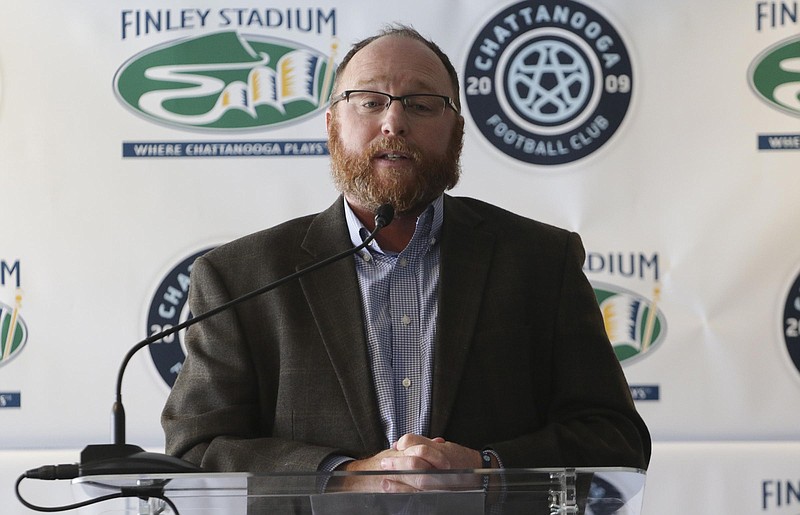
[147,248,213,388]
[464,0,633,165]
[782,270,800,379]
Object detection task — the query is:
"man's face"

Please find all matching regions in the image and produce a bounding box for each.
[326,36,464,216]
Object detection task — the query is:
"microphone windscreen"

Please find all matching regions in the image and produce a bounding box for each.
[374,204,395,229]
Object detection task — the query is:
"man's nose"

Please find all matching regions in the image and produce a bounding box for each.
[380,101,408,137]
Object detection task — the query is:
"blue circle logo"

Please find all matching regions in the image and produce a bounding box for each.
[782,269,800,378]
[464,0,633,166]
[147,248,213,388]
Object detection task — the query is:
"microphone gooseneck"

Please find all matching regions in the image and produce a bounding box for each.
[94,203,395,475]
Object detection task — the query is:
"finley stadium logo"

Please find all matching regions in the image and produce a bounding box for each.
[749,35,800,117]
[114,30,336,131]
[593,282,665,364]
[464,0,633,166]
[147,248,212,388]
[0,292,27,368]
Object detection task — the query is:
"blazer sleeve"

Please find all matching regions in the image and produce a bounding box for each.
[161,254,340,473]
[486,232,651,469]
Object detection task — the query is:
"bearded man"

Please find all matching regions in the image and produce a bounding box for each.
[162,25,651,476]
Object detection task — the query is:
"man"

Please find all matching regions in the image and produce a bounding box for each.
[162,25,651,475]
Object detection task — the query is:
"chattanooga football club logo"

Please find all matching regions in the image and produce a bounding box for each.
[592,282,665,364]
[782,269,800,378]
[0,292,27,368]
[749,35,800,117]
[114,30,336,131]
[464,0,633,165]
[147,248,213,388]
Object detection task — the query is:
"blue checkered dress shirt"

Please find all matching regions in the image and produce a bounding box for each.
[344,196,443,446]
[318,197,443,473]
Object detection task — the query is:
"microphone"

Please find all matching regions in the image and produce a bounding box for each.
[76,203,395,476]
[374,203,394,230]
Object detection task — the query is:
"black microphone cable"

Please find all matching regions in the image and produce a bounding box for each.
[15,466,180,513]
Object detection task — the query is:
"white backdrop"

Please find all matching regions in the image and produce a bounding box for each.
[2,1,800,513]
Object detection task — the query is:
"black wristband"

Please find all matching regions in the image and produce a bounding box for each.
[480,450,493,469]
[480,450,493,491]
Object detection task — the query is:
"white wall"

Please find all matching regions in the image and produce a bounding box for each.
[2,1,799,513]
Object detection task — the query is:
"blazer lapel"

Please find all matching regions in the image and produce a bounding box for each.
[297,199,386,452]
[430,196,496,437]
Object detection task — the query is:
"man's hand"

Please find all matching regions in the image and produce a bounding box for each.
[381,434,483,471]
[330,434,486,492]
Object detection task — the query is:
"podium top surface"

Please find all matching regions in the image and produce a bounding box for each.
[73,467,646,515]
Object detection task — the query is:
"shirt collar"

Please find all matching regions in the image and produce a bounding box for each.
[343,195,444,256]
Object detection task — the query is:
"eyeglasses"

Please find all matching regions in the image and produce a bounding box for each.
[330,90,460,117]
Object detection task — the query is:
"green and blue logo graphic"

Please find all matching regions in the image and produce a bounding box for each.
[0,292,27,368]
[749,35,800,117]
[114,31,336,131]
[592,282,666,364]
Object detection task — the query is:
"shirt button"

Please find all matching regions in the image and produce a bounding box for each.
[402,378,412,388]
[429,237,437,245]
[362,252,372,262]
[399,257,408,267]
[401,315,411,325]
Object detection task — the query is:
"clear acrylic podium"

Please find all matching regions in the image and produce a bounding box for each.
[73,467,645,514]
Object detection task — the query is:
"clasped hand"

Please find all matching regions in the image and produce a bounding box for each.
[330,434,485,493]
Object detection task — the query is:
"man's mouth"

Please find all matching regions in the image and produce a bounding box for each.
[377,151,411,161]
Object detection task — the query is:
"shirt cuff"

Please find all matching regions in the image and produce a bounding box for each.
[317,454,355,492]
[318,454,355,472]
